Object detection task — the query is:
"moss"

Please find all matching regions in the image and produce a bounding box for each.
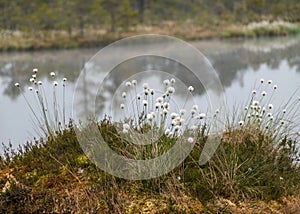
[0,118,299,212]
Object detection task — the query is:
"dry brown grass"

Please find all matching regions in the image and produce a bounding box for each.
[2,21,299,51]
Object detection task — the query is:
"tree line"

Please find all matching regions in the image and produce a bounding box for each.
[1,0,300,36]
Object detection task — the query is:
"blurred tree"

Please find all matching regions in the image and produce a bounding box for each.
[0,0,299,36]
[234,0,248,23]
[136,0,146,23]
[246,0,266,15]
[71,0,97,37]
[118,0,137,30]
[0,1,22,30]
[55,0,76,37]
[102,0,119,32]
[35,2,58,30]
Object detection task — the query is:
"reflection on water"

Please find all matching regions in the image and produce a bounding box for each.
[1,36,300,149]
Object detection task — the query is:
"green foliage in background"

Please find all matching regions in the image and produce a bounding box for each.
[1,0,300,34]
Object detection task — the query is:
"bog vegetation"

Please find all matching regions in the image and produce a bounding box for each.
[0,69,299,213]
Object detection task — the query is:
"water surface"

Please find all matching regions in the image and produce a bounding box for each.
[1,36,300,150]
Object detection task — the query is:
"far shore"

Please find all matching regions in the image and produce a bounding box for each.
[1,21,300,52]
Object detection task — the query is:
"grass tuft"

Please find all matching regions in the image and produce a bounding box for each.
[1,73,299,212]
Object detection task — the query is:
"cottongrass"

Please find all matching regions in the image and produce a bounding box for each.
[191,78,300,201]
[246,20,298,30]
[4,74,299,212]
[14,68,68,139]
[236,78,300,144]
[117,78,208,145]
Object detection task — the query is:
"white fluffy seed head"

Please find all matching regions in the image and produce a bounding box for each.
[137,94,141,100]
[188,137,194,143]
[198,113,206,119]
[260,78,264,83]
[261,91,267,96]
[179,118,184,125]
[273,85,278,90]
[268,104,273,109]
[252,90,257,95]
[147,113,153,121]
[33,68,38,73]
[28,87,33,91]
[122,92,126,98]
[156,97,163,103]
[125,81,131,87]
[30,78,35,83]
[143,83,149,89]
[191,109,196,115]
[38,81,42,85]
[163,109,168,115]
[53,81,58,86]
[252,100,260,106]
[155,102,160,109]
[167,87,175,94]
[120,103,125,109]
[150,89,154,95]
[170,78,176,84]
[63,77,67,82]
[282,109,287,114]
[163,79,170,86]
[123,123,130,130]
[268,80,272,84]
[50,72,56,77]
[144,89,149,95]
[188,86,194,92]
[131,80,137,86]
[163,102,169,110]
[171,119,176,126]
[174,125,180,131]
[239,120,244,126]
[180,109,186,115]
[143,100,148,106]
[165,129,171,136]
[171,113,178,119]
[14,83,20,87]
